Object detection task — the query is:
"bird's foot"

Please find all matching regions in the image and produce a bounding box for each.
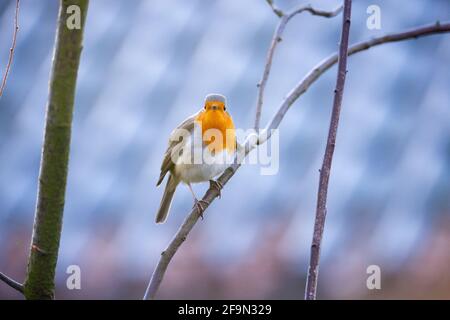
[193,199,209,220]
[209,180,223,198]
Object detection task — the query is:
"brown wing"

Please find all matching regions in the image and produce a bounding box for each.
[156,112,199,186]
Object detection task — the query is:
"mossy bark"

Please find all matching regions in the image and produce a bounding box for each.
[23,0,88,300]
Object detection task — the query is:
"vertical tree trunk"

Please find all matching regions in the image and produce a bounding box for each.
[23,0,88,300]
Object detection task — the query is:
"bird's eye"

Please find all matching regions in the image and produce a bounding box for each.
[223,106,226,111]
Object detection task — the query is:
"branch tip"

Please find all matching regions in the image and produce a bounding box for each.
[0,0,20,98]
[265,0,284,17]
[0,272,24,294]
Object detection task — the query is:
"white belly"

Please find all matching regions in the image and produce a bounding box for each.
[174,139,234,184]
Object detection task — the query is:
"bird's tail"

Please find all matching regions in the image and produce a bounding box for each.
[156,174,178,223]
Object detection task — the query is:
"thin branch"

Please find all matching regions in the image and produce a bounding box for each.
[265,0,283,18]
[0,2,22,297]
[305,0,352,300]
[143,20,450,300]
[144,163,242,300]
[0,0,20,98]
[255,2,343,130]
[0,271,24,294]
[263,20,450,140]
[286,4,344,20]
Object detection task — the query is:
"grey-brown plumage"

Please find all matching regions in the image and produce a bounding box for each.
[155,112,198,223]
[155,174,179,223]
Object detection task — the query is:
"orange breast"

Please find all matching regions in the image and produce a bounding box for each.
[195,110,235,153]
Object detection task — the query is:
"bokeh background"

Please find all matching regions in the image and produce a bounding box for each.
[1,0,449,299]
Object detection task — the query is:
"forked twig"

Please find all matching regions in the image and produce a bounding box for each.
[255,2,343,130]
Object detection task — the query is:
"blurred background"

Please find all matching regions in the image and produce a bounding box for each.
[0,0,449,299]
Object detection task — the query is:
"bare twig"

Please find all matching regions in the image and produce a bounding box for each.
[263,20,450,139]
[287,4,344,20]
[305,0,352,300]
[0,0,19,98]
[144,20,450,300]
[265,0,283,18]
[0,271,24,294]
[144,162,243,299]
[255,2,343,130]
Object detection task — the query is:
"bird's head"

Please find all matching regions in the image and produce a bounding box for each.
[197,93,235,153]
[203,93,227,113]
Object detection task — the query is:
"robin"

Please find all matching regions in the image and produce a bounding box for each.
[155,94,236,223]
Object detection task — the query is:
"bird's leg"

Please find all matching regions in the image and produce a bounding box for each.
[209,180,223,198]
[187,183,209,220]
